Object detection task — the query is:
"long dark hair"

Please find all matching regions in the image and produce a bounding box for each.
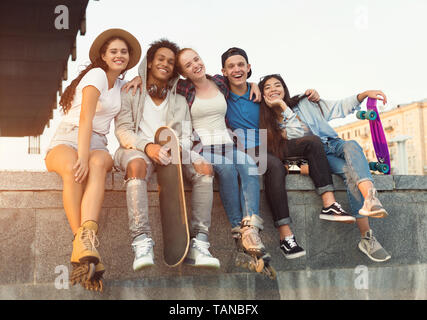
[59,36,131,114]
[258,74,308,160]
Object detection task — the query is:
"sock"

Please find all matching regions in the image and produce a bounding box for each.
[284,234,295,241]
[195,233,208,242]
[133,233,149,242]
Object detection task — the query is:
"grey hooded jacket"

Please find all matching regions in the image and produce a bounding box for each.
[114,54,192,153]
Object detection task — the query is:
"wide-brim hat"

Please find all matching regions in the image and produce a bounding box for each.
[89,28,141,70]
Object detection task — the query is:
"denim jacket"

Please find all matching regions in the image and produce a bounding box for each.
[281,95,361,143]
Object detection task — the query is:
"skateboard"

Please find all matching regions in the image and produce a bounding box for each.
[356,98,391,174]
[282,156,309,175]
[154,126,190,267]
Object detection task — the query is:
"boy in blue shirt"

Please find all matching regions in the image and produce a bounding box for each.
[221,47,354,259]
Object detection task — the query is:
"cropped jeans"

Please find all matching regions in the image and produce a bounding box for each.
[323,137,373,218]
[201,144,260,228]
[249,135,334,228]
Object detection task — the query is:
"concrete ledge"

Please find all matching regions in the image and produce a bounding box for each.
[0,171,399,192]
[0,264,425,300]
[0,171,426,299]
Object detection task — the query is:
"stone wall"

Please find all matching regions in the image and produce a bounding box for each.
[0,171,425,299]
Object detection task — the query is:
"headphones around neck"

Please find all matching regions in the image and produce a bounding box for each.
[147,84,168,99]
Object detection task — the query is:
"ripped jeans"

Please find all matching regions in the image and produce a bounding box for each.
[200,144,260,228]
[116,147,214,240]
[323,137,373,218]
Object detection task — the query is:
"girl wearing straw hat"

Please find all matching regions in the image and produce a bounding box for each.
[45,28,141,291]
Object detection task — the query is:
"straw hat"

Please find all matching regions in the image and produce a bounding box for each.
[89,28,141,70]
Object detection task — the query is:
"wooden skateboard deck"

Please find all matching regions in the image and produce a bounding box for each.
[154,126,190,267]
[282,156,309,175]
[356,98,391,174]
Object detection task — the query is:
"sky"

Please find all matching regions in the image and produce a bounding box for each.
[1,0,426,170]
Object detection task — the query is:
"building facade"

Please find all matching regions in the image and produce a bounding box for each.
[334,100,427,175]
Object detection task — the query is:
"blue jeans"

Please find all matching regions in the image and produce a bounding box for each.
[324,138,373,218]
[201,144,260,228]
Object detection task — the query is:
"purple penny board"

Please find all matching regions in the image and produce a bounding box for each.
[367,98,391,174]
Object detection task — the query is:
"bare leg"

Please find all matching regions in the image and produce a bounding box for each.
[45,145,83,235]
[278,224,293,240]
[320,191,336,208]
[126,158,147,179]
[193,160,214,177]
[80,150,113,224]
[356,176,374,233]
[356,217,370,236]
[358,180,374,199]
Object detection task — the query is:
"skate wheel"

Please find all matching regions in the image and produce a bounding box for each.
[69,261,96,285]
[265,265,277,280]
[369,162,378,171]
[81,278,103,292]
[379,163,390,174]
[356,110,366,120]
[248,261,255,271]
[86,262,96,281]
[367,110,377,120]
[255,258,265,273]
[235,257,241,267]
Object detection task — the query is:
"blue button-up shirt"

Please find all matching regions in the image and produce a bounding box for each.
[225,85,260,149]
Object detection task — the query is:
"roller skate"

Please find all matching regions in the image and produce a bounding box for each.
[232,216,277,280]
[69,220,103,290]
[80,261,105,292]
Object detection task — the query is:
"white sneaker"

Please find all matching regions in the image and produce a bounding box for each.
[184,238,220,269]
[132,236,155,271]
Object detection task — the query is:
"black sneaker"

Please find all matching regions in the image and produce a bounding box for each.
[320,202,355,223]
[279,235,306,259]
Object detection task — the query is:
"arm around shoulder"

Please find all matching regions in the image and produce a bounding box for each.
[114,90,145,150]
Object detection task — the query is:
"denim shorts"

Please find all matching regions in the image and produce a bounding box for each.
[46,121,108,157]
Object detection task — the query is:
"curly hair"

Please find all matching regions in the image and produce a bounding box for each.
[59,36,131,114]
[146,38,180,79]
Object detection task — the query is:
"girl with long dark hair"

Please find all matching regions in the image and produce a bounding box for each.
[259,74,391,262]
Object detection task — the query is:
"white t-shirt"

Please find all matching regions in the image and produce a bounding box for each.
[62,68,125,135]
[191,91,233,146]
[138,93,169,142]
